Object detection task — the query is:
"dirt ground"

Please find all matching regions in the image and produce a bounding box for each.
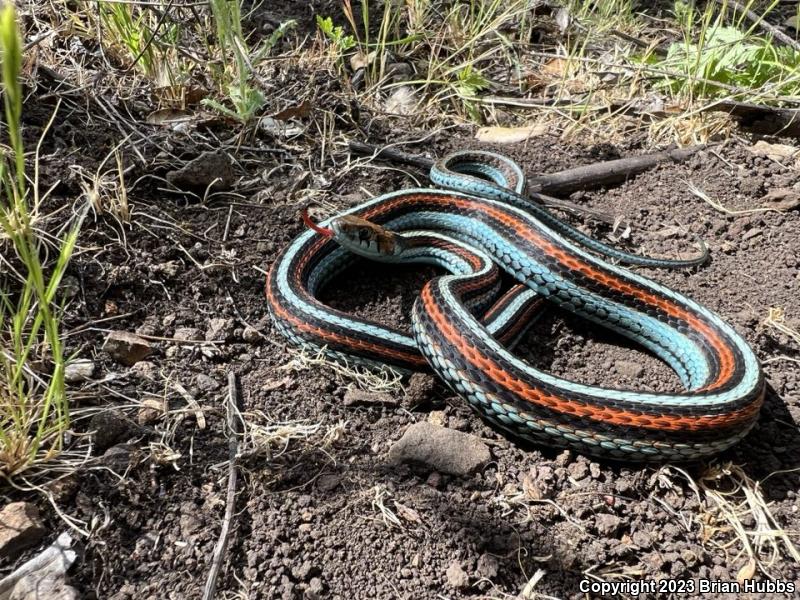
[4,2,800,600]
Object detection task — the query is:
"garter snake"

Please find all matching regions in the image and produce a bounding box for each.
[266,151,764,461]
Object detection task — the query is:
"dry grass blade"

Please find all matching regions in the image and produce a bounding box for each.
[281,346,404,395]
[686,181,790,216]
[659,463,800,580]
[763,307,800,347]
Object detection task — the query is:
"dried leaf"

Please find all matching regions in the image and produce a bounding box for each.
[736,558,757,584]
[349,50,376,71]
[475,124,548,144]
[272,100,312,121]
[394,501,422,524]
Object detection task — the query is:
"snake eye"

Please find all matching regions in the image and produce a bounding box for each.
[358,229,371,241]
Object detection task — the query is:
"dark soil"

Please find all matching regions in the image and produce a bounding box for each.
[4,5,800,600]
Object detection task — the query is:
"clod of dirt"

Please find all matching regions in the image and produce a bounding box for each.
[476,553,499,580]
[102,331,153,366]
[89,410,136,452]
[614,359,643,379]
[445,561,470,590]
[387,421,490,475]
[195,374,221,393]
[165,151,236,192]
[343,388,398,407]
[205,318,234,342]
[64,358,95,383]
[101,444,139,473]
[594,513,623,536]
[0,502,46,558]
[404,373,436,406]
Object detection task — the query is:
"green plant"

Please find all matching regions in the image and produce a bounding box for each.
[316,15,357,55]
[0,4,82,478]
[204,0,295,123]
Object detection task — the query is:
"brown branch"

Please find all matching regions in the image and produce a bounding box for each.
[526,145,707,195]
[706,99,800,136]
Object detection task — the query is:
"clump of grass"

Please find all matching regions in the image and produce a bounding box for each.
[315,0,535,120]
[657,463,800,581]
[97,0,188,88]
[0,4,82,480]
[204,0,295,123]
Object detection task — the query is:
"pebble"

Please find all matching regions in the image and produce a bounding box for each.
[594,513,622,536]
[103,331,153,366]
[0,502,45,558]
[387,422,490,476]
[242,326,262,343]
[64,359,95,383]
[205,318,234,342]
[614,360,644,379]
[173,327,202,341]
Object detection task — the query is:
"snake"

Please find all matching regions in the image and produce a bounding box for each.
[266,150,765,461]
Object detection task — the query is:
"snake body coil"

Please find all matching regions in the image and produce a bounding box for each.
[267,151,764,461]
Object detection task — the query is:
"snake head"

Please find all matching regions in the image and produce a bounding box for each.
[329,215,406,258]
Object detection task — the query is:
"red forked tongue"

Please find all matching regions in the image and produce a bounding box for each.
[301,207,333,237]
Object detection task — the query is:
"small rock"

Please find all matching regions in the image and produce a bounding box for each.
[475,553,499,580]
[589,462,602,479]
[567,460,589,481]
[632,530,652,548]
[103,331,152,366]
[8,532,78,600]
[195,374,220,393]
[387,422,490,476]
[137,399,164,425]
[242,326,262,343]
[64,359,95,383]
[404,373,436,405]
[174,327,202,341]
[130,361,157,380]
[316,474,341,492]
[343,388,397,407]
[445,561,470,590]
[89,410,134,451]
[742,227,763,242]
[166,150,236,192]
[0,502,46,558]
[614,360,643,379]
[205,318,234,342]
[595,513,622,536]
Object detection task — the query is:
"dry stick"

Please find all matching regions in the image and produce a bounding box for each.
[347,139,707,208]
[526,145,707,195]
[705,99,800,137]
[202,372,242,600]
[721,0,800,52]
